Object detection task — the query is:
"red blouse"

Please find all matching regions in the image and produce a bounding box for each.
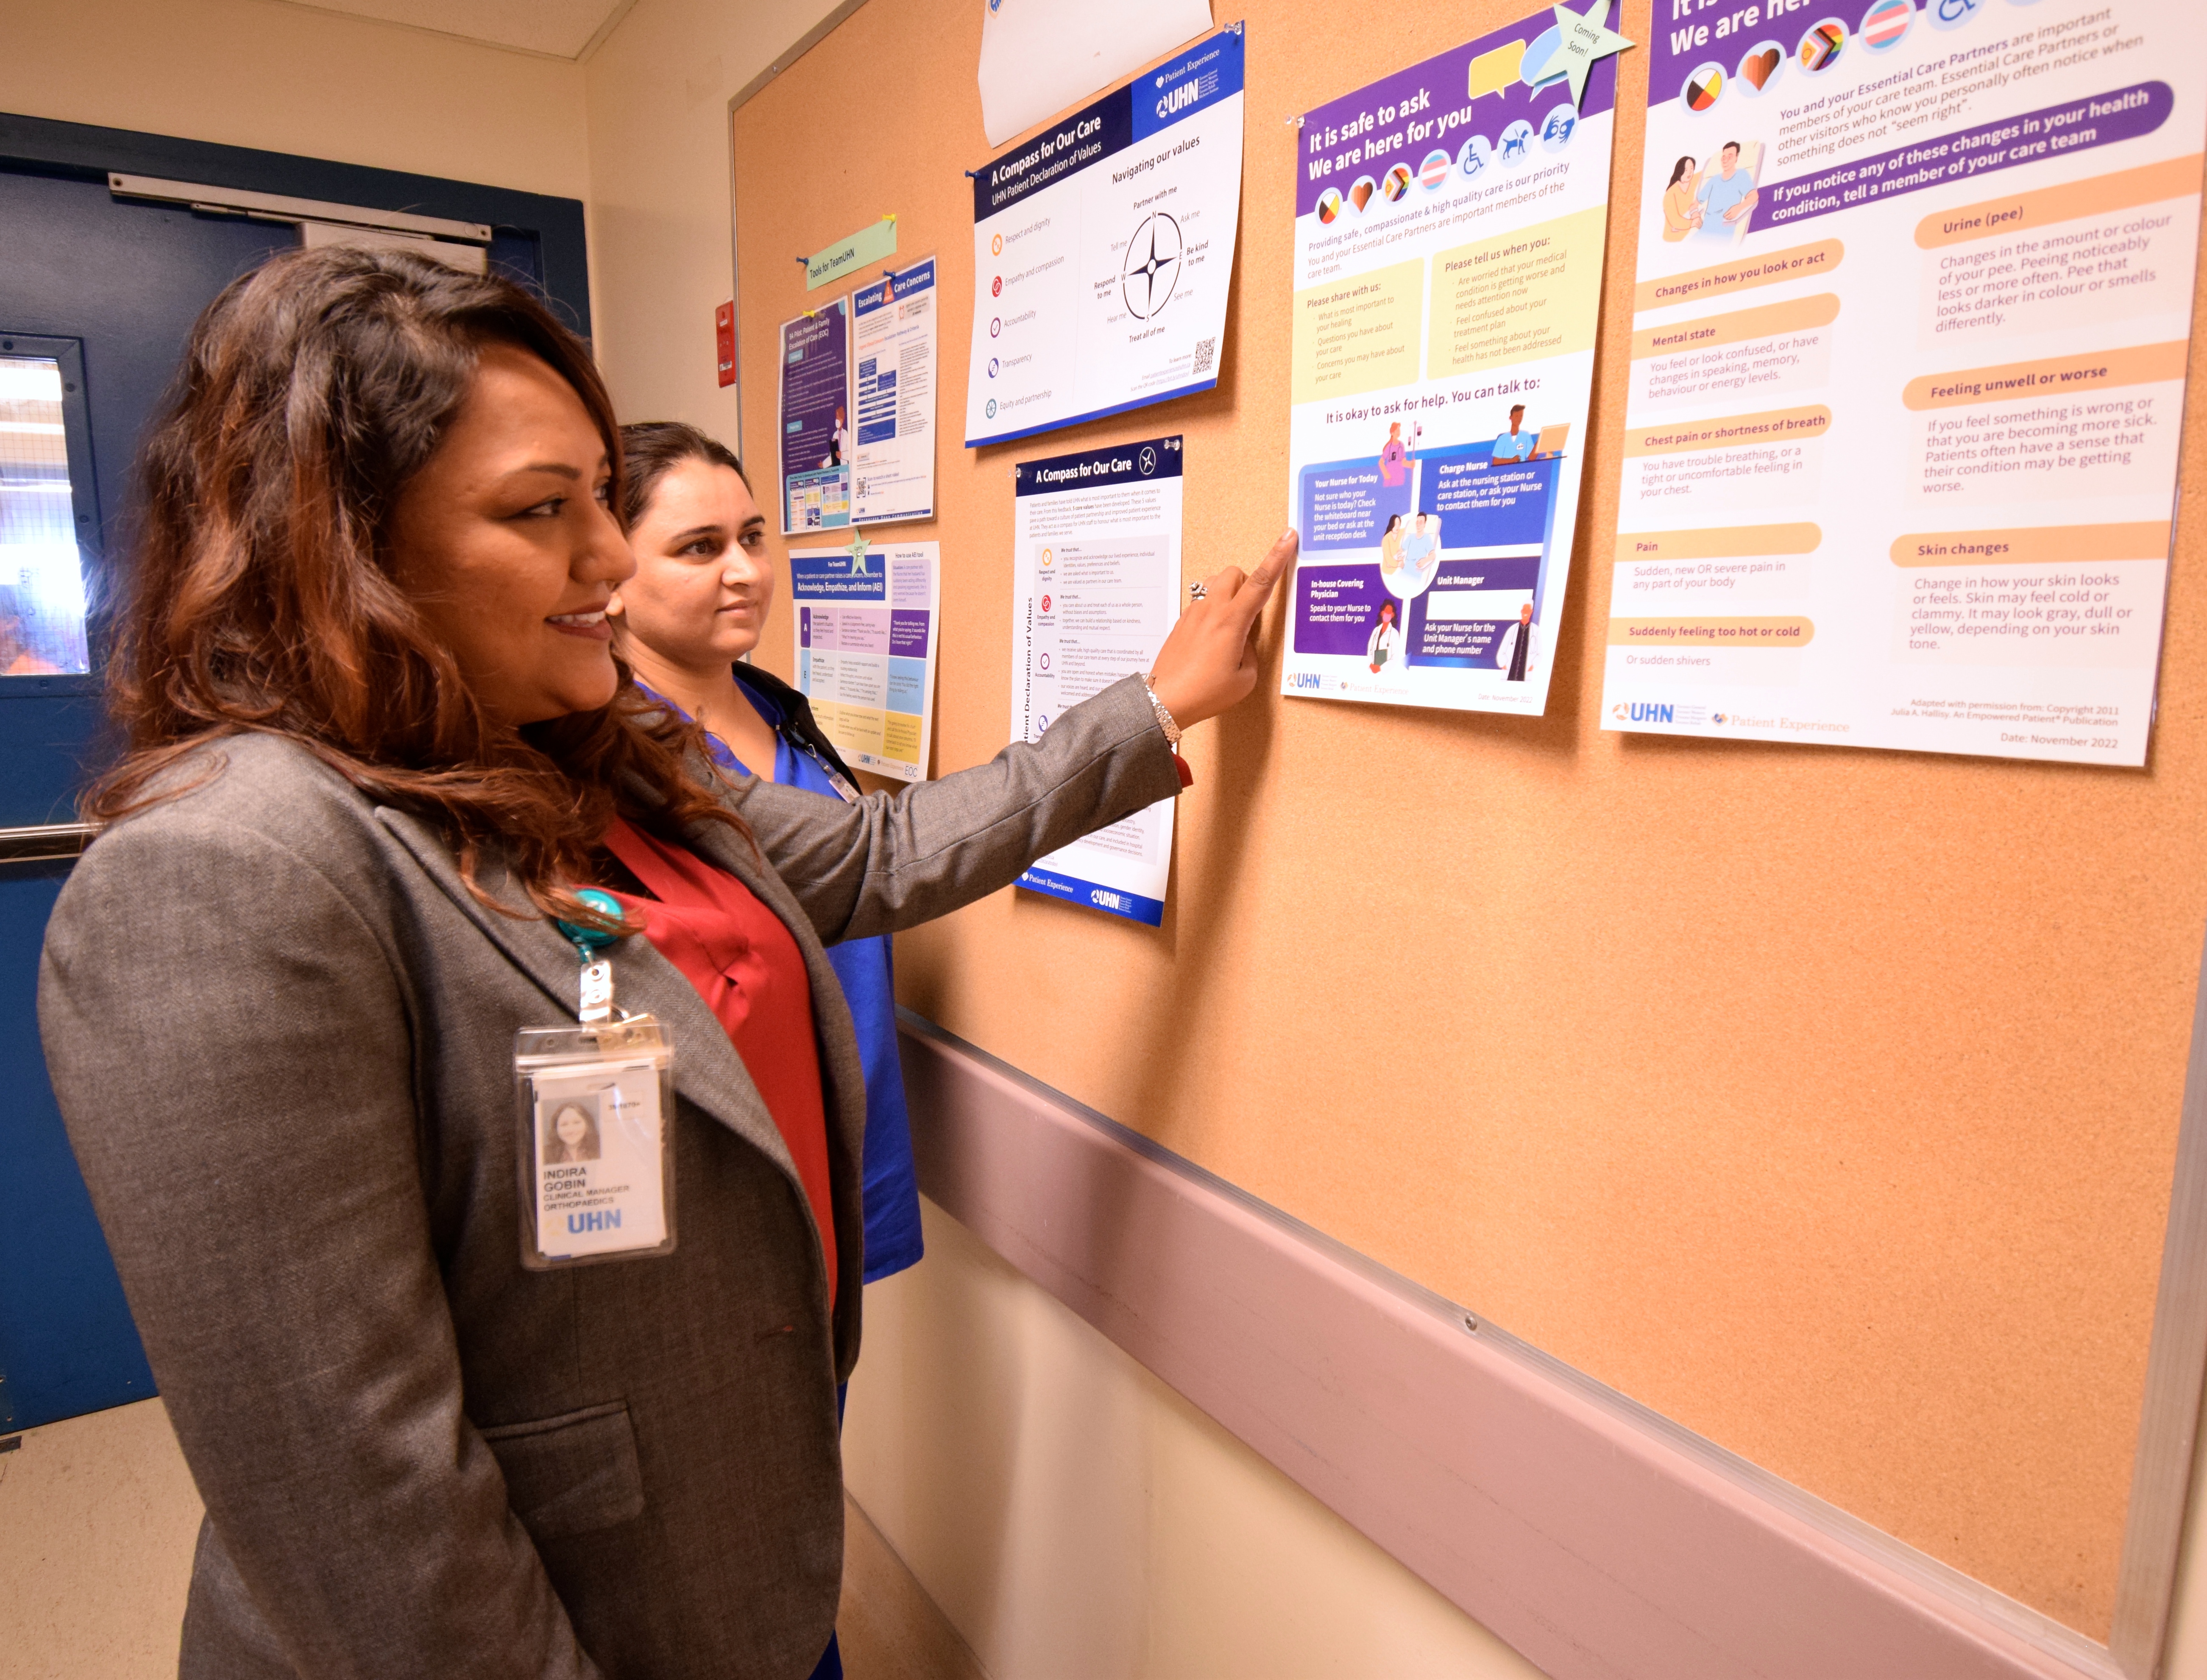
[601,818,837,1308]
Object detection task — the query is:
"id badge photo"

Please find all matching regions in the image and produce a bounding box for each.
[515,1021,677,1270]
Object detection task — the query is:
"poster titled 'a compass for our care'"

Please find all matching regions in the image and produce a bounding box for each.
[963,25,1246,448]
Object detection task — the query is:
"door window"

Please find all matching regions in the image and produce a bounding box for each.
[0,348,91,677]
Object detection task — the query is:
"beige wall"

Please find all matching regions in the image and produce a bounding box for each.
[0,0,590,200]
[844,1201,1544,1679]
[580,0,846,441]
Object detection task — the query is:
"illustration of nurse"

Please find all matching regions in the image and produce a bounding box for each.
[1377,420,1420,488]
[1491,404,1536,462]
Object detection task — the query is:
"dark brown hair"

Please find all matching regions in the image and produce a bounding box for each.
[87,244,742,929]
[617,420,748,530]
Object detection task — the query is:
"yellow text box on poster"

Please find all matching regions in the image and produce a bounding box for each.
[1624,403,1831,456]
[1913,154,2204,247]
[1292,259,1424,404]
[1429,206,1608,379]
[1630,294,1840,361]
[825,704,886,757]
[1466,40,1525,100]
[805,699,844,748]
[881,711,922,762]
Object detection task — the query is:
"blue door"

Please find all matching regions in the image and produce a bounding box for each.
[0,113,589,1431]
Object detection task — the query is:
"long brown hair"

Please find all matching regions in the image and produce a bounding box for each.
[87,245,741,930]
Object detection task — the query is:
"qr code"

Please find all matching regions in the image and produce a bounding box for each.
[1193,336,1216,377]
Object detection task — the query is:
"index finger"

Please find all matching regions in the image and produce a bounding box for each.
[1229,530,1298,629]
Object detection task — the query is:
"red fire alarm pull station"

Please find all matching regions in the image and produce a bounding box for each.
[715,301,736,387]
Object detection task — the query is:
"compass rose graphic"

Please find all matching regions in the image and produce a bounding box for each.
[1121,211,1183,320]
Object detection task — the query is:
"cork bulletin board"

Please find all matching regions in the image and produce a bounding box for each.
[729,0,2207,1636]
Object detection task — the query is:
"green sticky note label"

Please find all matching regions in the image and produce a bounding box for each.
[806,217,897,291]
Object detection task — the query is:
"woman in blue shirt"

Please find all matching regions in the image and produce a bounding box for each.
[609,422,925,1290]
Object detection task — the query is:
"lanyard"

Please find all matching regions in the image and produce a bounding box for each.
[793,738,861,804]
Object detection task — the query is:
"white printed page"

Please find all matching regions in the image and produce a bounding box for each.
[1602,0,2204,765]
[852,259,939,526]
[1009,437,1184,925]
[792,540,939,783]
[977,0,1214,147]
[1279,5,1619,715]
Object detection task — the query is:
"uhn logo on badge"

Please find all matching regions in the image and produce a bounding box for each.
[569,1209,622,1234]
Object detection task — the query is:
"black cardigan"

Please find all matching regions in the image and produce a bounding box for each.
[729,661,865,787]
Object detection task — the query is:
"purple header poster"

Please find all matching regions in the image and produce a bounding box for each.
[779,299,851,534]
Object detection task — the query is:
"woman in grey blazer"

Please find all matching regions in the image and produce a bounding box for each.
[36,247,1292,1680]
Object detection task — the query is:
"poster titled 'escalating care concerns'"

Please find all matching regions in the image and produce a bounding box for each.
[1279,5,1619,715]
[1602,0,2207,766]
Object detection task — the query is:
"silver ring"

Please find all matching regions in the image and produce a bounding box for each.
[1188,581,1207,601]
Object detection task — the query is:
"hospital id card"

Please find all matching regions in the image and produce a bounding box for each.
[514,1019,676,1268]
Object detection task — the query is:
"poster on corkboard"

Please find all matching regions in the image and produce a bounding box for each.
[964,28,1246,448]
[778,298,852,534]
[1602,1,2207,765]
[1279,4,1619,715]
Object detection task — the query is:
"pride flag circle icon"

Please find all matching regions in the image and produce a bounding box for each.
[1799,18,1848,72]
[1419,149,1452,189]
[1861,0,1912,50]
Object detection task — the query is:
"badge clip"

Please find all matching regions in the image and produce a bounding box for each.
[557,887,624,1024]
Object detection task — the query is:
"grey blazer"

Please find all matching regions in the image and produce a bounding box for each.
[38,675,1179,1680]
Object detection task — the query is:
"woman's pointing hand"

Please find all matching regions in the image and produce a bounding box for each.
[1147,529,1298,730]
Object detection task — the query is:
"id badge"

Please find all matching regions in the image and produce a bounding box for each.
[514,1018,676,1268]
[800,744,861,804]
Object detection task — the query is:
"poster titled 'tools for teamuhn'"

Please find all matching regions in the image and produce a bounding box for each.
[1603,0,2207,767]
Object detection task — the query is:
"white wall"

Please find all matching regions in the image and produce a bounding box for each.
[580,0,847,437]
[0,0,591,200]
[844,1202,1547,1680]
